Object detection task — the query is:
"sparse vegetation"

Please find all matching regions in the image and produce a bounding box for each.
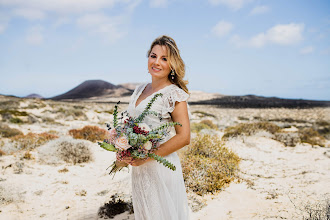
[0,109,28,117]
[5,132,59,154]
[0,124,23,137]
[191,120,218,133]
[303,198,330,220]
[22,151,33,160]
[298,127,326,147]
[274,132,301,147]
[192,110,216,118]
[222,122,280,140]
[9,117,23,124]
[179,133,240,196]
[58,139,93,164]
[69,125,108,142]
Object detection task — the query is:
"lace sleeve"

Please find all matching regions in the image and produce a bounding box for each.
[161,86,192,120]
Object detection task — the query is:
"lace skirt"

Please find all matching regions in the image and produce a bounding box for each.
[131,152,190,220]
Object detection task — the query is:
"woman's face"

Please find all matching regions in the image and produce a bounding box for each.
[148,45,171,80]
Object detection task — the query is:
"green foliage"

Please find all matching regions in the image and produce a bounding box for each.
[150,122,182,133]
[113,102,119,128]
[179,134,240,196]
[135,93,163,123]
[98,142,116,151]
[222,122,280,140]
[148,152,176,171]
[9,117,23,124]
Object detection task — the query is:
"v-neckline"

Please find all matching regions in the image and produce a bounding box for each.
[134,83,174,109]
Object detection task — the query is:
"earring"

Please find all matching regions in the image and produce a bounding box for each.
[171,70,175,80]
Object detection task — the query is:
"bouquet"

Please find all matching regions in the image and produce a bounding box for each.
[98,93,181,177]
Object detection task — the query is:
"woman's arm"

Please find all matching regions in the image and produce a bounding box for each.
[126,101,190,166]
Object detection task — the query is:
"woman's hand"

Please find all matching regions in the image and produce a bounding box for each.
[120,156,151,167]
[129,158,151,166]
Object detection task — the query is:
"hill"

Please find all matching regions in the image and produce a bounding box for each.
[50,80,133,100]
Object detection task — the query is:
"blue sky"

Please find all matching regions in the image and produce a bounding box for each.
[0,0,329,100]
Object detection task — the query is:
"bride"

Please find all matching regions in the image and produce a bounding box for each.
[117,35,191,220]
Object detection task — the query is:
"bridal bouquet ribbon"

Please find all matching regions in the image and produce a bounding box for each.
[98,93,181,177]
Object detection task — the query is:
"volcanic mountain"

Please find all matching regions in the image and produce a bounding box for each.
[51,80,133,100]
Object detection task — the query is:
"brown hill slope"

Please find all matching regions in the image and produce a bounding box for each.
[51,80,133,100]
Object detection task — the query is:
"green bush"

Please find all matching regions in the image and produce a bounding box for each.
[222,122,280,140]
[179,133,240,196]
[9,117,23,124]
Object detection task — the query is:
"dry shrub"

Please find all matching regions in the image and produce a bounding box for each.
[222,122,280,140]
[0,149,5,156]
[273,132,301,147]
[69,125,108,142]
[55,107,87,120]
[9,132,59,152]
[98,194,134,219]
[0,124,23,138]
[303,198,330,220]
[58,139,93,164]
[179,133,240,196]
[191,120,218,133]
[22,151,34,160]
[299,127,326,147]
[314,120,330,140]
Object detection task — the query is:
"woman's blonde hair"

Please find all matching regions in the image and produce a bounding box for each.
[147,35,189,94]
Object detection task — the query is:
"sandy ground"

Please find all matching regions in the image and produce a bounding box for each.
[0,100,329,220]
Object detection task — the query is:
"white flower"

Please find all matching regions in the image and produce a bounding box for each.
[143,141,152,150]
[138,123,151,132]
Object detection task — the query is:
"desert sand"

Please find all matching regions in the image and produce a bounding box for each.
[0,97,329,220]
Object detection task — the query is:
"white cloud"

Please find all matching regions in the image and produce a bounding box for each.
[208,0,253,10]
[212,20,233,37]
[249,5,269,15]
[0,0,118,14]
[77,13,125,43]
[300,46,314,55]
[267,23,304,45]
[26,25,44,45]
[0,0,141,43]
[12,8,45,20]
[149,0,167,8]
[231,23,305,48]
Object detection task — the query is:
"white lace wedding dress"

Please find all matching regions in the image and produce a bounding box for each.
[126,82,191,220]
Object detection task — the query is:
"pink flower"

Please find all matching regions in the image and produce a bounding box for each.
[108,128,117,144]
[115,135,132,151]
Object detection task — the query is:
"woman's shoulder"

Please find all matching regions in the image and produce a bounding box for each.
[164,84,189,99]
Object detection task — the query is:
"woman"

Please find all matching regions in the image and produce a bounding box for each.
[118,35,191,220]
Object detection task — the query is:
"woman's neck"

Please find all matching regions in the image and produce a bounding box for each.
[150,78,172,92]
